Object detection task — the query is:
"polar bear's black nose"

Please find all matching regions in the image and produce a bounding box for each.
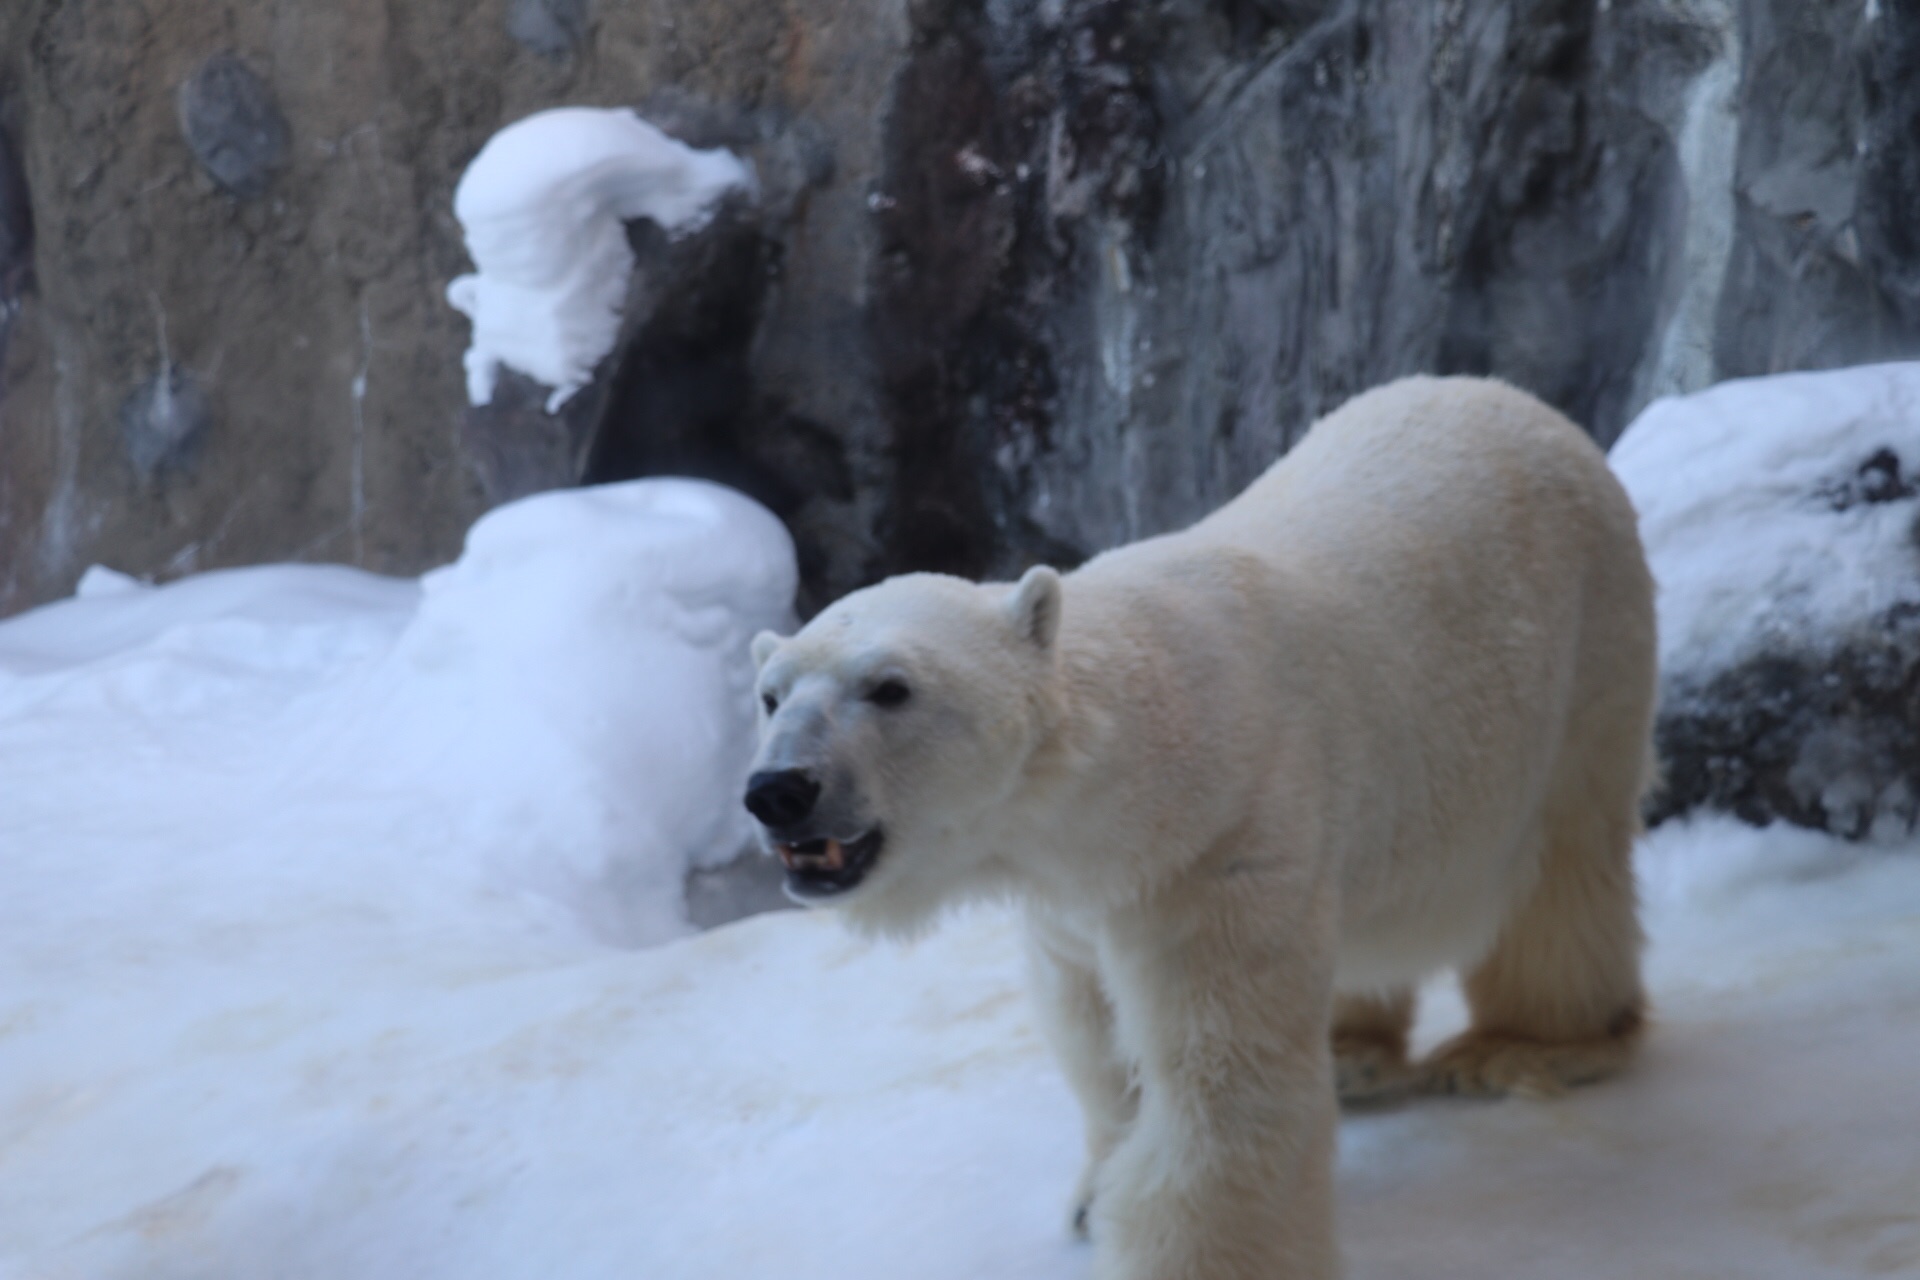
[745,769,821,828]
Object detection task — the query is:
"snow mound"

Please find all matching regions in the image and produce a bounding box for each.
[1611,361,1920,680]
[446,107,754,412]
[0,477,795,955]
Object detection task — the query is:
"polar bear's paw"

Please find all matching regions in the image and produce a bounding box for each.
[1333,1035,1416,1107]
[1418,1020,1642,1100]
[1332,988,1417,1107]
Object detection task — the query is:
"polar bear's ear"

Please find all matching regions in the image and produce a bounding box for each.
[750,630,784,669]
[1007,565,1062,650]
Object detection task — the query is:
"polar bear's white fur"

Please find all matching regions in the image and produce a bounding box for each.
[745,376,1656,1280]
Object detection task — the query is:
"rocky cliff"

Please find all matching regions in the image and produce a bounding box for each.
[2,0,1917,618]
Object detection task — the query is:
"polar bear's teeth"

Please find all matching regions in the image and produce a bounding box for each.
[777,840,847,873]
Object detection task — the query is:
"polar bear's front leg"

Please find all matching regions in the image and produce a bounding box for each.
[1025,913,1138,1239]
[1091,880,1340,1280]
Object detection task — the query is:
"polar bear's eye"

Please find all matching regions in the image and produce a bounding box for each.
[761,692,779,715]
[867,679,912,709]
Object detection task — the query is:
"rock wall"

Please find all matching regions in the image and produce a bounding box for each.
[3,0,1919,617]
[0,0,902,613]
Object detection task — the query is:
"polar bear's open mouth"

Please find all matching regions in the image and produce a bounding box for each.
[776,829,885,898]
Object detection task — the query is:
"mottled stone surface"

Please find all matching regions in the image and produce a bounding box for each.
[0,123,30,317]
[0,0,897,606]
[1857,0,1920,329]
[0,120,31,419]
[119,364,212,479]
[507,0,591,60]
[4,0,1920,618]
[177,53,291,199]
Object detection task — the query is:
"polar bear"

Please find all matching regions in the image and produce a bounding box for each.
[743,376,1656,1280]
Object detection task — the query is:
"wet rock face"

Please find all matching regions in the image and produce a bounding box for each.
[0,121,31,394]
[120,365,212,479]
[177,53,291,200]
[460,368,596,507]
[0,124,30,313]
[1858,0,1920,328]
[5,0,1920,621]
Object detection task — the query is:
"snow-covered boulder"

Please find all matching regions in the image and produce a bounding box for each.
[1613,363,1920,839]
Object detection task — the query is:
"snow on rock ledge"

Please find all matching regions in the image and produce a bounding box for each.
[446,107,753,413]
[1613,363,1920,838]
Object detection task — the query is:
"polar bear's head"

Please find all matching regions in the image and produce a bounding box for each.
[743,567,1063,934]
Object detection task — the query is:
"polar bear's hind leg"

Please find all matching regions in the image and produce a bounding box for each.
[1422,795,1647,1098]
[1332,987,1418,1106]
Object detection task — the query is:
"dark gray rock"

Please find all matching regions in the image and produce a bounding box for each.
[1713,1,1882,377]
[0,121,32,387]
[0,123,30,313]
[1652,604,1920,840]
[461,369,599,507]
[120,364,211,479]
[507,0,590,60]
[1857,0,1920,328]
[177,53,290,200]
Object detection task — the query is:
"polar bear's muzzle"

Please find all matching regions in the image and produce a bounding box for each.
[773,828,886,901]
[743,767,886,901]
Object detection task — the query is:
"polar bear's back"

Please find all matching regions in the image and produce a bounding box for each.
[1205,376,1635,573]
[1198,377,1648,647]
[1185,375,1654,961]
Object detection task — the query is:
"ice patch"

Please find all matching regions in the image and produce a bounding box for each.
[446,107,754,412]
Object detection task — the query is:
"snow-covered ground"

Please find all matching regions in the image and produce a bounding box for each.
[4,800,1917,1279]
[6,386,1920,1277]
